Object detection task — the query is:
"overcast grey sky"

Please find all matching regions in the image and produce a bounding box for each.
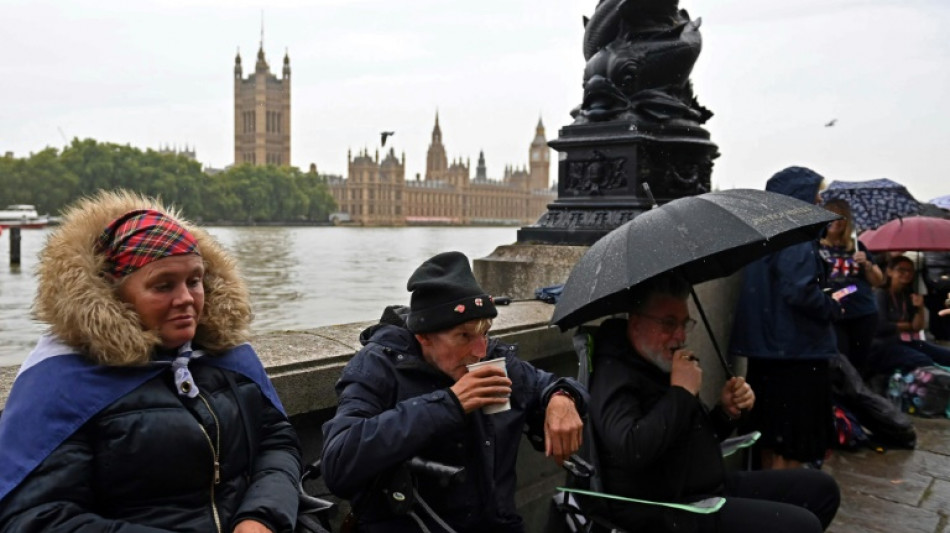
[2,0,948,202]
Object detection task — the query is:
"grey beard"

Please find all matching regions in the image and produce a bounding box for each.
[643,348,672,373]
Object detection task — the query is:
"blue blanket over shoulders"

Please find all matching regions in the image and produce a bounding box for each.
[0,335,285,503]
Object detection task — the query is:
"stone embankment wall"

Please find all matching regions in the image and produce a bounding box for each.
[0,275,741,532]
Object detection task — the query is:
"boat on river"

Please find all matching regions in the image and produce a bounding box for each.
[0,205,50,228]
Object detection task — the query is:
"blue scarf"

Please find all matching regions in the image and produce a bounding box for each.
[0,335,285,503]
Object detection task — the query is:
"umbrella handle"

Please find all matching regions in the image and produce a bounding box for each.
[689,286,735,379]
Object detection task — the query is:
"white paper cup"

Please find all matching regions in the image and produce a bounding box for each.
[466,358,511,414]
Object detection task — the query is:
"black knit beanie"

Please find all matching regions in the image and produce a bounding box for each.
[407,251,498,333]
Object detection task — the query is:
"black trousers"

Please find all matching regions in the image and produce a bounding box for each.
[695,469,840,533]
[744,359,834,463]
[594,468,840,533]
[834,313,878,372]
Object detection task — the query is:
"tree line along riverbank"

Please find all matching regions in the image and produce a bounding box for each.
[0,138,338,224]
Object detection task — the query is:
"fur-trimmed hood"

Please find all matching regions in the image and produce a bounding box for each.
[34,190,252,366]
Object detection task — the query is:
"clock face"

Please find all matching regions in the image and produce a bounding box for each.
[532,150,540,161]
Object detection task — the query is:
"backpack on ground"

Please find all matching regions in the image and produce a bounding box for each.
[830,353,916,449]
[904,366,950,418]
[832,404,870,450]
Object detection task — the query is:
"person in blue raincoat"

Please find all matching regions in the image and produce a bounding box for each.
[730,166,842,470]
[0,190,301,532]
[321,251,587,533]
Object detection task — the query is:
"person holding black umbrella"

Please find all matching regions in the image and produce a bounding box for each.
[582,274,839,532]
[730,166,843,470]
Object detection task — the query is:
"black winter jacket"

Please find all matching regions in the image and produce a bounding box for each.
[586,319,736,531]
[0,363,301,533]
[321,310,587,533]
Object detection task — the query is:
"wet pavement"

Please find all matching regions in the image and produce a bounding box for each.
[825,417,950,532]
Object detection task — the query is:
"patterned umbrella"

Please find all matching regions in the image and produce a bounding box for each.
[820,178,920,231]
[929,194,950,211]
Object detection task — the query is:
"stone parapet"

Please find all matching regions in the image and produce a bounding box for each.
[474,243,589,300]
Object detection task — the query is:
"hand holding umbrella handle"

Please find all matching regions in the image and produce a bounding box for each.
[721,377,754,420]
[689,288,747,414]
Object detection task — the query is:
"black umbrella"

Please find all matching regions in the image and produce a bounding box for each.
[551,188,841,375]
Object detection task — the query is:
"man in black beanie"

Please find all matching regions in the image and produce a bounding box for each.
[322,251,586,533]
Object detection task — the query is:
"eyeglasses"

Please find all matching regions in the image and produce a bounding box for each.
[636,314,697,335]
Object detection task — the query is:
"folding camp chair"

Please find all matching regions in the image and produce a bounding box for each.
[297,459,337,533]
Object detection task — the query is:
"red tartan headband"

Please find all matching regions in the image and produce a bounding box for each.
[97,209,200,278]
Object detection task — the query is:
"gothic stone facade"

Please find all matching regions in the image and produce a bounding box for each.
[234,46,290,166]
[328,115,555,226]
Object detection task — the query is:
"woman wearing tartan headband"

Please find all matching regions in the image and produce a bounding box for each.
[97,208,201,279]
[0,190,302,532]
[95,208,204,349]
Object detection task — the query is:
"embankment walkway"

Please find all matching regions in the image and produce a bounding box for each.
[826,417,950,532]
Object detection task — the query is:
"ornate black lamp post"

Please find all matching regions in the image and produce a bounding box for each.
[518,0,718,245]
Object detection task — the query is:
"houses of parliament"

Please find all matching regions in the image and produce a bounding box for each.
[234,43,555,226]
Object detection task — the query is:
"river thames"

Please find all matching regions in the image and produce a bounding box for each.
[0,226,518,366]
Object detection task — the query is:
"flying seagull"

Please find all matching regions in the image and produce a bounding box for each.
[825,119,837,127]
[380,131,395,146]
